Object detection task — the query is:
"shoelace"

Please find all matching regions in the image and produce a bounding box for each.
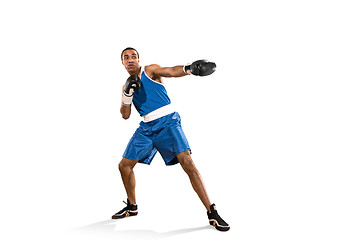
[123,200,136,208]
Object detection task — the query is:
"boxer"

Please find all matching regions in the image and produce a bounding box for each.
[112,47,229,231]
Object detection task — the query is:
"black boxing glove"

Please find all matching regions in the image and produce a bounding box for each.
[122,75,141,106]
[183,60,216,76]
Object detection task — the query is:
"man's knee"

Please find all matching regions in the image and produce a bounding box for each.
[118,158,130,172]
[118,158,137,173]
[178,151,196,174]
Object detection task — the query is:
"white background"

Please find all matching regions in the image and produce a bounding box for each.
[1,0,359,239]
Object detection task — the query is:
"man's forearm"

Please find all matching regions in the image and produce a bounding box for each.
[120,104,131,120]
[171,65,188,77]
[156,65,188,78]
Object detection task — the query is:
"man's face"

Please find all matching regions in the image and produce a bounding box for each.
[122,49,140,74]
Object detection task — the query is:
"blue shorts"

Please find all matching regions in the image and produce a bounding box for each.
[123,112,191,166]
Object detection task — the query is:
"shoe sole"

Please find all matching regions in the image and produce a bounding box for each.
[209,220,230,232]
[112,211,138,219]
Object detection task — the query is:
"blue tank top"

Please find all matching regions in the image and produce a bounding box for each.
[132,68,171,116]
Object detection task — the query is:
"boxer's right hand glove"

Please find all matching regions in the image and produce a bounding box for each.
[184,60,216,76]
[122,75,141,106]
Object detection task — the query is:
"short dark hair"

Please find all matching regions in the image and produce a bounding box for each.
[121,47,139,60]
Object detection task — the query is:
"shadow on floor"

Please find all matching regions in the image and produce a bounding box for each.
[70,219,213,239]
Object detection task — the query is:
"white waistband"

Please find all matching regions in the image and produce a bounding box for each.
[143,104,175,122]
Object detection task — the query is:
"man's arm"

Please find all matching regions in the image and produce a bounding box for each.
[146,60,216,81]
[120,104,131,120]
[120,75,141,120]
[120,85,131,119]
[147,64,188,80]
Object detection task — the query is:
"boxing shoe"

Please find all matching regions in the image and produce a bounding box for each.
[207,203,230,231]
[112,199,138,219]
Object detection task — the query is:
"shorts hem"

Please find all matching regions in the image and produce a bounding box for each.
[163,148,192,166]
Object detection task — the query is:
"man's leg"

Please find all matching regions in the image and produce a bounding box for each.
[177,151,211,211]
[118,157,138,205]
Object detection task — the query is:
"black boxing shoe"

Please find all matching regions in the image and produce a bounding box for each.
[112,199,138,219]
[207,203,230,231]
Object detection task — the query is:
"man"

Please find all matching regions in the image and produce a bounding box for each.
[112,47,230,231]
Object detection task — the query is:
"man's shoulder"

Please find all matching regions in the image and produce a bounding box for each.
[144,64,163,83]
[144,64,161,71]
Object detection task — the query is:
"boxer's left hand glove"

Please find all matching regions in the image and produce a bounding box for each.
[184,60,216,76]
[122,75,141,106]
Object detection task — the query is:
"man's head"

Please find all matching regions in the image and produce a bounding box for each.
[121,47,140,75]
